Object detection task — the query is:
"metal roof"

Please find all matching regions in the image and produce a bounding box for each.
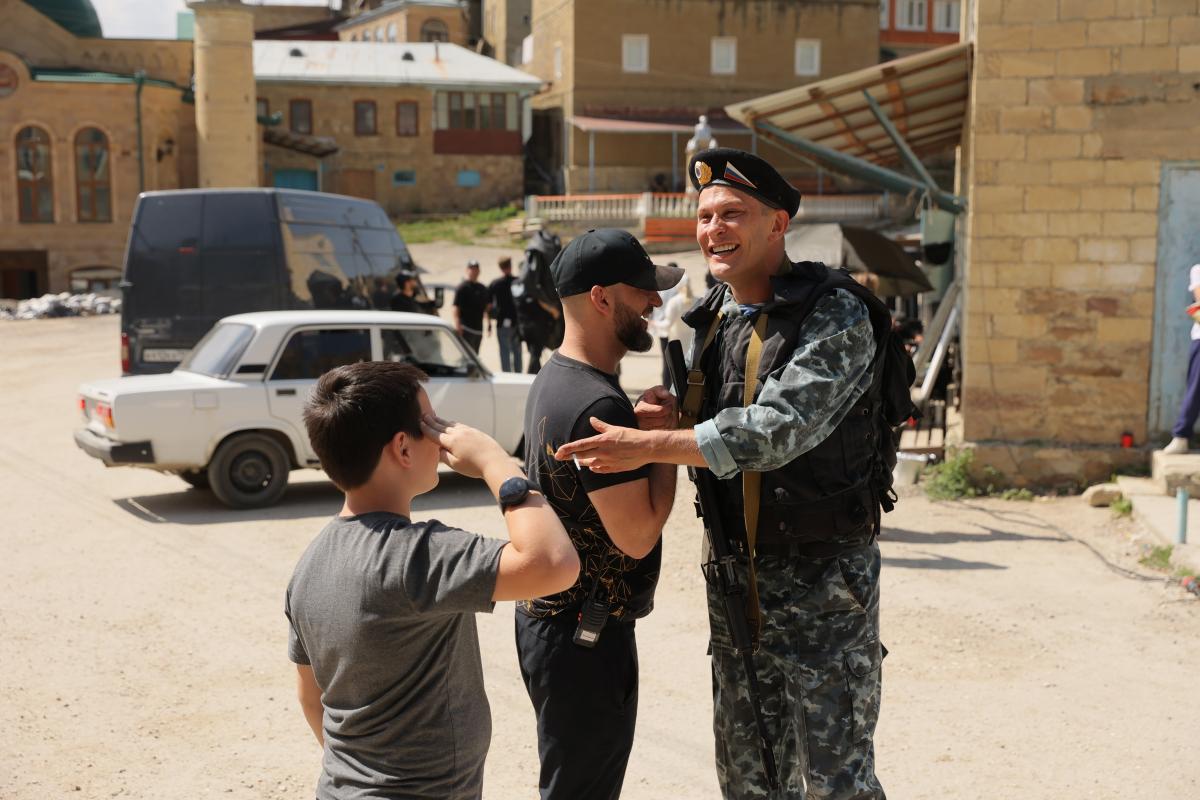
[253,40,542,92]
[571,115,750,135]
[725,42,972,167]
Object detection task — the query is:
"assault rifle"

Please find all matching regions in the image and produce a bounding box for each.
[666,339,779,790]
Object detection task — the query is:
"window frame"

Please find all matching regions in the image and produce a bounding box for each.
[420,18,450,43]
[74,127,112,223]
[267,326,374,382]
[289,99,313,134]
[16,125,54,224]
[396,101,419,136]
[621,34,648,74]
[880,0,890,30]
[354,99,378,136]
[896,0,928,31]
[933,0,959,33]
[256,97,269,120]
[710,36,737,76]
[793,39,821,77]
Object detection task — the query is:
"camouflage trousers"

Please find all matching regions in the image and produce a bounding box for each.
[707,541,886,800]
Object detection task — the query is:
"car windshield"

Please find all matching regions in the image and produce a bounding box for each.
[178,323,256,378]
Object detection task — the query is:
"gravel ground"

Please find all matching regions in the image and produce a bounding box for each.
[2,308,1197,799]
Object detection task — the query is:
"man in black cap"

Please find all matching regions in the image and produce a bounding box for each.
[389,271,423,314]
[454,260,490,353]
[556,150,892,799]
[517,228,684,800]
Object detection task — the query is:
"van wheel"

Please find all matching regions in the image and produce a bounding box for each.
[209,434,290,509]
[179,468,210,490]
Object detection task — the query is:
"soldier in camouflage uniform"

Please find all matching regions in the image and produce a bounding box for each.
[557,149,888,799]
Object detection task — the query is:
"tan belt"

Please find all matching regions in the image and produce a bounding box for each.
[742,313,768,641]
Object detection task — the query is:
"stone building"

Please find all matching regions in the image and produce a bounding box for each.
[0,0,195,298]
[336,0,471,46]
[254,39,539,214]
[481,0,531,67]
[0,0,537,298]
[958,0,1200,482]
[522,0,881,194]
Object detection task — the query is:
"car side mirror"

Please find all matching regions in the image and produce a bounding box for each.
[434,287,445,309]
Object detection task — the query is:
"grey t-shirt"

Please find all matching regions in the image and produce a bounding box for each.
[285,512,506,800]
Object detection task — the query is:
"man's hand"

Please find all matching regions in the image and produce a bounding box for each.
[634,386,678,431]
[421,413,510,479]
[555,418,652,473]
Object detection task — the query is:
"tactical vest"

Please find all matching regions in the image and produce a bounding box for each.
[684,261,893,554]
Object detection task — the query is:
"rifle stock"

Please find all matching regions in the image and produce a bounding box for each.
[665,339,779,789]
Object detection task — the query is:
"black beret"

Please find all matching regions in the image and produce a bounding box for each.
[688,147,802,218]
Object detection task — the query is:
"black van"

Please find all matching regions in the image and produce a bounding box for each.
[119,188,438,374]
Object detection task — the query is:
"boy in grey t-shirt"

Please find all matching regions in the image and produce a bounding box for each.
[286,362,578,800]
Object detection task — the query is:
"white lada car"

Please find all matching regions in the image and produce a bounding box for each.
[74,311,534,509]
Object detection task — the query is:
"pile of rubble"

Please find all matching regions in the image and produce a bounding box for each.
[0,292,122,321]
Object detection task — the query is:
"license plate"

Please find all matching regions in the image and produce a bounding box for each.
[142,348,190,363]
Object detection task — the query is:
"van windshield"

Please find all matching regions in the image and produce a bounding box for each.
[178,323,256,378]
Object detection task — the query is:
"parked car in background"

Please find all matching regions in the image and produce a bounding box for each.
[120,188,441,375]
[75,310,532,509]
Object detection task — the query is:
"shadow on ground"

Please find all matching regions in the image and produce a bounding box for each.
[112,471,494,525]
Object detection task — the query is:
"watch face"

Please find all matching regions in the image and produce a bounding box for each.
[500,477,530,507]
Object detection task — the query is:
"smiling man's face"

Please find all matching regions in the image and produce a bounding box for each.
[696,184,787,284]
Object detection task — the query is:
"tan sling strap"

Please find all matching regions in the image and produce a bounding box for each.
[741,312,769,641]
[679,311,723,430]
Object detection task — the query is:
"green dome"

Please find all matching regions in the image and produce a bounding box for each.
[23,0,103,38]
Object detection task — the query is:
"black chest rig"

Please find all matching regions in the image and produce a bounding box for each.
[682,261,893,557]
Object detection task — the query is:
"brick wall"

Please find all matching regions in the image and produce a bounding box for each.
[961,0,1200,486]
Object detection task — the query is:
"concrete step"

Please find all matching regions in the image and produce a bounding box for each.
[1115,475,1200,575]
[1150,450,1200,495]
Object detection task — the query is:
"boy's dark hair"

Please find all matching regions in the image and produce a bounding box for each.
[303,362,428,490]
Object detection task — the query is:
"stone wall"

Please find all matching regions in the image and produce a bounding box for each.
[961,0,1200,486]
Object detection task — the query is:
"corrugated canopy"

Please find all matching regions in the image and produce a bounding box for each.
[725,42,971,167]
[571,115,748,135]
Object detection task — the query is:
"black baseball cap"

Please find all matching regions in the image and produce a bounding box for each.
[689,147,803,218]
[550,228,685,298]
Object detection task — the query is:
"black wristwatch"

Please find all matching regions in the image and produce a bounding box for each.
[498,477,539,512]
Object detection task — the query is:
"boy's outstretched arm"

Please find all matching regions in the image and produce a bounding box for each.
[296,665,324,746]
[421,414,580,601]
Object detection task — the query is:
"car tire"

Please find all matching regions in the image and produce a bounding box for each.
[179,468,210,490]
[208,433,290,509]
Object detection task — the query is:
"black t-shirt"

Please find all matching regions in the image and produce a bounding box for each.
[488,275,517,323]
[390,291,422,314]
[521,352,659,621]
[454,280,490,330]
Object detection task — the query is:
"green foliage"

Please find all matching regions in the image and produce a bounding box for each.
[923,450,982,500]
[1110,497,1133,517]
[1139,545,1173,571]
[922,449,1038,501]
[395,205,521,244]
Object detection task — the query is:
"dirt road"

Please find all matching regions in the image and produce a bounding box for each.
[1,314,1197,799]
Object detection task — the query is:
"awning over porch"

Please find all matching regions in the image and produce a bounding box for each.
[725,42,972,168]
[262,127,340,158]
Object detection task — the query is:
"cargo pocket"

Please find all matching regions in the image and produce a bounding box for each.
[844,640,885,745]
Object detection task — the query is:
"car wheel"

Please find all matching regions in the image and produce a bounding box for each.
[208,433,290,509]
[179,468,210,490]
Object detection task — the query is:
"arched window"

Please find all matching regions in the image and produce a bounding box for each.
[16,126,54,223]
[420,18,449,42]
[75,127,112,223]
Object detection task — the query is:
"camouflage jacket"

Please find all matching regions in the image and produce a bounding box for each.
[691,283,876,481]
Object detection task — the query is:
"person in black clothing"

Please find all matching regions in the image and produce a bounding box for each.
[454,260,490,354]
[518,229,683,800]
[389,271,423,314]
[487,257,523,372]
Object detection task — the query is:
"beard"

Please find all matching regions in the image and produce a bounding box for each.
[614,299,654,353]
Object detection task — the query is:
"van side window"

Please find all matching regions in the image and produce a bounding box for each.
[381,327,473,378]
[203,194,275,250]
[271,328,371,381]
[132,194,203,250]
